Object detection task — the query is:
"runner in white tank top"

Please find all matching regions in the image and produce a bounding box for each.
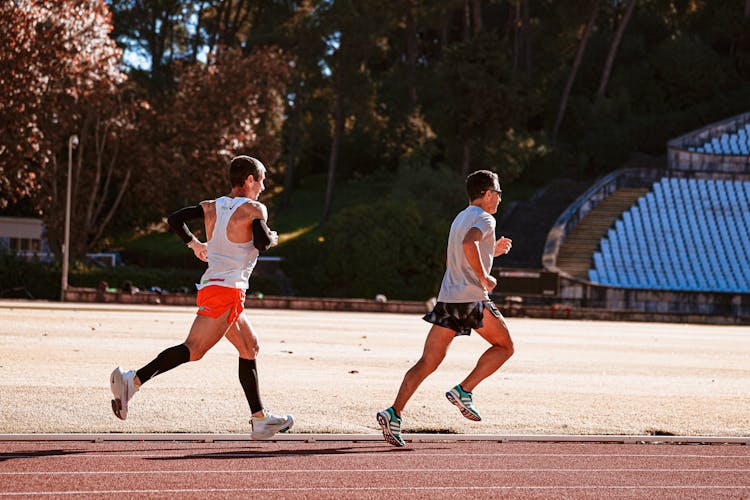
[197,196,259,291]
[109,155,294,440]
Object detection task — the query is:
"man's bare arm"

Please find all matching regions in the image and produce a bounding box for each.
[462,227,497,291]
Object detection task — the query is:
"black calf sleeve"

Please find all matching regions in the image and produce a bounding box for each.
[239,358,263,413]
[136,344,191,384]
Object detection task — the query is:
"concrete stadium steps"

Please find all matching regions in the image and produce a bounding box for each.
[556,188,649,279]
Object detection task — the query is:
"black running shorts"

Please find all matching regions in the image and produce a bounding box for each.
[422,300,502,336]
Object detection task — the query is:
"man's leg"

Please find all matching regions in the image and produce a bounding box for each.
[224,313,262,416]
[377,324,455,446]
[138,311,231,383]
[445,307,513,422]
[459,307,514,392]
[392,324,456,416]
[225,312,293,439]
[110,312,230,420]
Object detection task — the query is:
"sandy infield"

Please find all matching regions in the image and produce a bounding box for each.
[0,300,748,436]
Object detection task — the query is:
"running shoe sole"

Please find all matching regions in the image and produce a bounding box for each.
[251,415,294,440]
[376,411,405,447]
[445,391,481,421]
[109,368,128,420]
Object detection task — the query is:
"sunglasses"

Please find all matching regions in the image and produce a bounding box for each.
[484,188,502,198]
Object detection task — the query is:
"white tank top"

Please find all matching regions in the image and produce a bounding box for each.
[196,196,259,291]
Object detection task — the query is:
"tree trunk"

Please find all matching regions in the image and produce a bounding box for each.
[439,8,450,58]
[89,166,132,250]
[523,0,532,82]
[471,0,482,35]
[321,55,344,225]
[406,0,418,108]
[463,0,471,41]
[552,0,600,146]
[596,0,637,100]
[512,0,521,75]
[461,140,471,176]
[280,81,302,212]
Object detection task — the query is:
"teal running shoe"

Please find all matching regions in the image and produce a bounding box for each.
[376,407,405,447]
[445,384,482,421]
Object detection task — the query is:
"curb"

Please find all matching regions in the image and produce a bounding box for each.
[1,433,747,445]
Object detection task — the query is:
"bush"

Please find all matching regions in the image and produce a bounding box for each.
[0,250,202,300]
[0,252,62,299]
[279,163,466,300]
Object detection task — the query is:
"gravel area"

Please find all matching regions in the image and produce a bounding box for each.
[1,301,748,437]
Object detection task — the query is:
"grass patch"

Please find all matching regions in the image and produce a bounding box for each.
[644,428,676,436]
[407,427,456,434]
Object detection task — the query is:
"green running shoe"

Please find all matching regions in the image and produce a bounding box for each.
[376,407,405,447]
[446,384,482,421]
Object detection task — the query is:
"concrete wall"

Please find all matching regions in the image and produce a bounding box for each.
[556,276,750,319]
[667,111,750,174]
[61,286,750,325]
[62,287,430,314]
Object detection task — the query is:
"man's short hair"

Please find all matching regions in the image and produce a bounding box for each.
[466,170,499,201]
[230,155,266,187]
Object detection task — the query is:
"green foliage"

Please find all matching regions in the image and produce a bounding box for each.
[117,231,203,270]
[0,252,61,300]
[279,163,465,300]
[7,0,750,302]
[428,32,544,179]
[0,251,200,300]
[649,36,725,109]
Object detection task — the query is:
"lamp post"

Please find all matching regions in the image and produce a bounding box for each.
[60,134,78,301]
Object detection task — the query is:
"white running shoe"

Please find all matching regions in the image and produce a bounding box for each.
[110,367,138,420]
[251,411,294,439]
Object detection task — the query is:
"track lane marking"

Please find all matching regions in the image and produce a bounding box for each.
[2,452,749,459]
[1,485,750,496]
[1,468,750,475]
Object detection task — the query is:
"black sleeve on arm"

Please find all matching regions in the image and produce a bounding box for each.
[167,205,204,244]
[252,218,273,251]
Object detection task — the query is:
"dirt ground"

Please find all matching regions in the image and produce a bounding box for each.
[0,300,748,437]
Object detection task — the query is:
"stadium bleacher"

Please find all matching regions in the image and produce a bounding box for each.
[688,123,750,155]
[588,177,750,293]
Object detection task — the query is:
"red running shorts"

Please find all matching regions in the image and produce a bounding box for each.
[196,286,246,324]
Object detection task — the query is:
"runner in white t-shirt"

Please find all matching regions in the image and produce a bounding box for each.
[377,170,514,447]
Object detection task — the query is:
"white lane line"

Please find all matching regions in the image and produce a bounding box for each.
[0,468,749,475]
[1,452,749,459]
[1,486,749,496]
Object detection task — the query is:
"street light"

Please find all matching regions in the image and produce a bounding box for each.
[60,134,78,301]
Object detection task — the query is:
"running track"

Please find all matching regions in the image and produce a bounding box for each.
[1,435,748,499]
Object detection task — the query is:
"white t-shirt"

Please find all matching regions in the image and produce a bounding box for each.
[196,196,259,291]
[437,205,496,302]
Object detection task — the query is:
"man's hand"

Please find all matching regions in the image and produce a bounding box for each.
[187,238,208,262]
[494,236,512,256]
[268,230,279,248]
[480,273,498,292]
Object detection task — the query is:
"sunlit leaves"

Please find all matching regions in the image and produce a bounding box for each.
[0,0,125,207]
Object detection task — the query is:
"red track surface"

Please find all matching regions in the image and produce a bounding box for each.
[1,439,749,499]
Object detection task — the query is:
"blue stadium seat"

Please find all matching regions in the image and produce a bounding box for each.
[588,177,750,293]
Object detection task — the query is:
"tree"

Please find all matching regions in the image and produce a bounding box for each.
[317,0,396,224]
[134,46,291,215]
[596,0,637,100]
[551,0,600,146]
[42,84,148,256]
[433,33,541,181]
[0,0,125,213]
[108,0,192,94]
